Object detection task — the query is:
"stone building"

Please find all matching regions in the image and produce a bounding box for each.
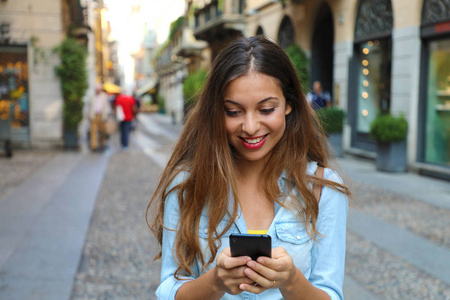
[178,0,449,179]
[155,16,208,124]
[0,0,113,149]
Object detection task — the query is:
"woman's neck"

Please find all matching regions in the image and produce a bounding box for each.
[235,159,266,183]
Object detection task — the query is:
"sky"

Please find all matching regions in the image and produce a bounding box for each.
[103,0,185,90]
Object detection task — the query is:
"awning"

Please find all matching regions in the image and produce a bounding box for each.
[103,82,121,94]
[136,78,158,97]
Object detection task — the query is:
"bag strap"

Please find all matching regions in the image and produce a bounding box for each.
[313,165,324,202]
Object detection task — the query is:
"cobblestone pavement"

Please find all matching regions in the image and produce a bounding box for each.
[4,114,448,299]
[70,130,169,300]
[341,175,450,299]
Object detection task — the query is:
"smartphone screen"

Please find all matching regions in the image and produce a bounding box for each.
[229,233,271,261]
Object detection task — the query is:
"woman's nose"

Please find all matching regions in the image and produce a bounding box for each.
[242,113,260,135]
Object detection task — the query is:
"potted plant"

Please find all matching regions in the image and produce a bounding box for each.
[156,93,165,114]
[54,37,88,149]
[316,107,345,157]
[370,113,408,172]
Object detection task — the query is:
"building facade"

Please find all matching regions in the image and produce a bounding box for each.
[0,0,69,148]
[178,0,449,178]
[0,0,114,149]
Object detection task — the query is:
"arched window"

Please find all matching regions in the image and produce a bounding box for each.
[350,0,393,150]
[419,0,450,166]
[278,16,295,49]
[256,26,264,37]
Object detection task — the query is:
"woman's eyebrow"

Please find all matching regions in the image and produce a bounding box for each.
[224,97,279,105]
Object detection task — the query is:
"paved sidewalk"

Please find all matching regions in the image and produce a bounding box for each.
[0,150,110,300]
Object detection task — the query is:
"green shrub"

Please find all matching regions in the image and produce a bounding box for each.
[54,37,88,131]
[370,113,408,143]
[286,44,309,94]
[316,107,345,134]
[183,69,208,107]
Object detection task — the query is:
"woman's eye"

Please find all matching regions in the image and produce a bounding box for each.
[260,108,275,114]
[225,110,240,116]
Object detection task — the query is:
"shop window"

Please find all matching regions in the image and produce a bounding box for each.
[0,46,29,143]
[420,0,450,167]
[355,39,391,134]
[350,0,393,149]
[425,40,450,165]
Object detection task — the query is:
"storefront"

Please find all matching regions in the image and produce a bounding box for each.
[419,1,450,168]
[349,0,393,151]
[0,46,30,146]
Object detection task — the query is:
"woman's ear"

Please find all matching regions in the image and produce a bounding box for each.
[285,103,292,115]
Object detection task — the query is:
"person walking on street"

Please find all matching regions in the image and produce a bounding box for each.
[114,91,137,151]
[306,81,331,111]
[147,36,350,299]
[89,83,110,151]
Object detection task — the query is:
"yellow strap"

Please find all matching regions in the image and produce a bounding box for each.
[247,229,268,235]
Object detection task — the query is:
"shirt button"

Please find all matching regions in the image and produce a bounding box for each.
[204,229,208,234]
[296,235,301,240]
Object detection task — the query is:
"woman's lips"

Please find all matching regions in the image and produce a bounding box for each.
[239,134,268,150]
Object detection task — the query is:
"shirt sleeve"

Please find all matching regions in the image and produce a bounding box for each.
[309,168,349,300]
[156,174,198,300]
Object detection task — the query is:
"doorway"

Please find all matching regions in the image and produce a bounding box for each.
[311,3,334,102]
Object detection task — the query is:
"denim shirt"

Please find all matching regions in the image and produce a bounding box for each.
[156,162,348,300]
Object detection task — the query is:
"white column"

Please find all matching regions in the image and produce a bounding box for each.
[391,26,421,165]
[333,40,353,151]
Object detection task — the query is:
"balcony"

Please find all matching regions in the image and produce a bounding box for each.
[67,0,90,44]
[173,27,208,58]
[193,0,246,42]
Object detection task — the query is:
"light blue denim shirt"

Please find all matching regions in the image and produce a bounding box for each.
[156,162,348,300]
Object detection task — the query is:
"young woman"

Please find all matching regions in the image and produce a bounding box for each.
[147,36,350,300]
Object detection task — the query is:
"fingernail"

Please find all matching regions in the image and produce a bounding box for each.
[257,257,264,264]
[247,261,255,268]
[239,284,246,290]
[245,268,253,276]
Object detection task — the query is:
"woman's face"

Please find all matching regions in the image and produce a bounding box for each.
[223,71,291,164]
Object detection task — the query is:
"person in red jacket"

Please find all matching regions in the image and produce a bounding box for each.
[114,92,138,151]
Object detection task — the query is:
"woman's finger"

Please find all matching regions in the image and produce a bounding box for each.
[217,248,251,270]
[246,259,278,280]
[243,266,275,289]
[239,282,268,294]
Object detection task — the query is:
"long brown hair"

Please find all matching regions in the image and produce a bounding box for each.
[146,36,350,277]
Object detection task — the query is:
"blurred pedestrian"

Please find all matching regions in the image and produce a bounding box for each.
[89,83,109,151]
[114,91,137,151]
[147,36,350,299]
[306,81,331,110]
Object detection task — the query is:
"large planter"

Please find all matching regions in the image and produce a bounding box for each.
[328,132,343,157]
[64,130,79,149]
[376,140,407,172]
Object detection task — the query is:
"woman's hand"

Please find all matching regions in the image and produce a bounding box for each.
[214,247,255,295]
[238,246,297,294]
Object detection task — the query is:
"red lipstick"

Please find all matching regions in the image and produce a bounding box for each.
[239,134,268,150]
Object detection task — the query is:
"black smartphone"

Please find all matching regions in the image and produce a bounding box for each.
[229,233,271,261]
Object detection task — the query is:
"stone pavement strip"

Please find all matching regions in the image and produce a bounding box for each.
[70,147,162,299]
[0,151,109,300]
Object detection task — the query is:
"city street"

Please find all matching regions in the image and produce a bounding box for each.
[0,113,449,300]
